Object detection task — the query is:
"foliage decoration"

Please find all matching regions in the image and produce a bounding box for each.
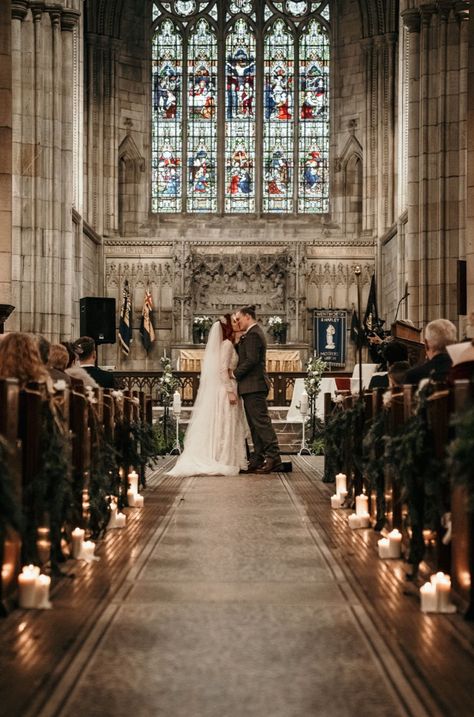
[88,406,119,538]
[0,436,23,535]
[447,405,474,512]
[304,356,328,397]
[267,316,287,338]
[159,356,180,402]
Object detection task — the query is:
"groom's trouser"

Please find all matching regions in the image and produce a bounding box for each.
[242,392,280,461]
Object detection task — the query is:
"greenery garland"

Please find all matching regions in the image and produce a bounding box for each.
[322,401,365,483]
[88,406,119,538]
[0,436,23,534]
[447,405,474,512]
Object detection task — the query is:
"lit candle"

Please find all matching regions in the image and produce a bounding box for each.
[35,575,52,609]
[18,565,39,609]
[335,473,347,494]
[134,494,144,508]
[330,494,341,509]
[80,540,96,563]
[128,471,139,495]
[348,513,361,530]
[338,489,348,504]
[173,391,182,415]
[71,527,85,559]
[378,538,390,559]
[420,582,437,613]
[299,391,309,414]
[37,539,51,564]
[355,493,369,517]
[358,512,370,528]
[115,512,126,528]
[387,529,402,559]
[127,489,137,508]
[436,574,452,612]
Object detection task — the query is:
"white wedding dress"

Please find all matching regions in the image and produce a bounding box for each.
[167,322,248,477]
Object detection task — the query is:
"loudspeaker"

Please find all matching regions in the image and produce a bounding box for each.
[80,297,116,345]
[457,260,467,316]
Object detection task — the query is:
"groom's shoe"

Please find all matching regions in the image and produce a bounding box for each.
[242,457,264,473]
[255,457,284,474]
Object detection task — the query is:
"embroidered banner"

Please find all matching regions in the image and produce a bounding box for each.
[314,309,347,367]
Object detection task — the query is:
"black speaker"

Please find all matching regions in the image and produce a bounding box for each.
[80,297,116,345]
[457,260,467,316]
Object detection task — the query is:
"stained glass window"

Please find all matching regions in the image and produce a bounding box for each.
[151,1,331,215]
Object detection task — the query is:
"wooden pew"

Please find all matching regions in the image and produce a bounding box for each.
[69,384,91,528]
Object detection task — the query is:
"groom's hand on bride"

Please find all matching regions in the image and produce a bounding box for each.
[228,392,238,405]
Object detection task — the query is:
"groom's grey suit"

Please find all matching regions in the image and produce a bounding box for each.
[234,324,281,464]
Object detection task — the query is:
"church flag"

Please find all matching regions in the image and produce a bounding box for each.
[363,273,380,335]
[350,307,362,348]
[140,288,155,353]
[119,280,132,356]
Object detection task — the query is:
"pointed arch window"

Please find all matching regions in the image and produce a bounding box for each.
[151,1,330,215]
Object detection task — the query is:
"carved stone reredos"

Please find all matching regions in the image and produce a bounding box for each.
[190,250,291,314]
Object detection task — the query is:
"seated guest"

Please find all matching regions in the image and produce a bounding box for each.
[62,341,78,369]
[0,332,49,387]
[61,340,99,388]
[72,336,115,389]
[48,344,72,386]
[405,319,456,385]
[388,360,410,388]
[368,341,409,390]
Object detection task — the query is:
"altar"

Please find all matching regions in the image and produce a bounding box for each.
[176,347,303,373]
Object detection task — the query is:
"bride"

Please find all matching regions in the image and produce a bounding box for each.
[167,315,248,477]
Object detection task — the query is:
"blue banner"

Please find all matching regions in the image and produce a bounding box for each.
[314,310,347,367]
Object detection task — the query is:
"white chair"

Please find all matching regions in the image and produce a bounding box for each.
[350,363,378,394]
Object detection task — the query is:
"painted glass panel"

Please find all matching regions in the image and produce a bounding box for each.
[225,18,256,212]
[152,20,182,212]
[298,19,329,212]
[187,19,218,212]
[263,19,294,213]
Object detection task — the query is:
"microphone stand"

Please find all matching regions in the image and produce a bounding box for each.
[394,288,410,324]
[354,266,363,399]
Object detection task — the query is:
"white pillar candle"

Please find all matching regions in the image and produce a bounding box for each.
[358,513,370,528]
[378,538,391,559]
[387,529,402,559]
[134,494,144,508]
[355,493,369,517]
[18,566,39,609]
[348,513,361,529]
[335,473,347,494]
[420,582,437,613]
[127,489,137,508]
[35,575,52,609]
[128,471,139,495]
[115,512,126,528]
[330,494,341,509]
[436,575,451,612]
[299,391,309,414]
[71,527,85,559]
[338,489,348,504]
[173,390,182,414]
[80,540,96,563]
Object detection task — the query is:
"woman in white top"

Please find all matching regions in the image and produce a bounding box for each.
[168,315,248,477]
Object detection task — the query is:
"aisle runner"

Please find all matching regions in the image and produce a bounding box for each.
[45,475,415,717]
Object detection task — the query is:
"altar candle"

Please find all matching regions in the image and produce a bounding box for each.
[128,471,139,495]
[18,566,39,609]
[387,529,402,559]
[71,527,85,559]
[355,493,369,517]
[115,512,126,528]
[330,494,341,509]
[420,582,437,613]
[173,391,182,415]
[335,473,347,494]
[134,494,144,508]
[348,513,361,530]
[35,575,51,609]
[127,489,137,508]
[299,391,309,414]
[378,538,390,559]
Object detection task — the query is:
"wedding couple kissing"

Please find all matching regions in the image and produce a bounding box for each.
[169,305,283,477]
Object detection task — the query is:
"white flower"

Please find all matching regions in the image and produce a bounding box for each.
[111,390,124,400]
[53,380,67,392]
[382,390,392,407]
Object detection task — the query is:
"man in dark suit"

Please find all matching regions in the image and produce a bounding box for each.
[234,305,282,474]
[73,336,116,389]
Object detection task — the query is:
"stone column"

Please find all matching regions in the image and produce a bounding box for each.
[0,0,13,317]
[467,1,474,310]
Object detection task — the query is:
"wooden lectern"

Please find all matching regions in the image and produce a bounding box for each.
[391,320,424,365]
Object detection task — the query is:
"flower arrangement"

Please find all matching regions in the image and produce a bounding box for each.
[304,356,328,397]
[267,316,287,337]
[159,355,179,401]
[193,315,213,330]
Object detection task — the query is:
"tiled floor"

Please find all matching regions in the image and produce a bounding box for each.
[49,475,413,717]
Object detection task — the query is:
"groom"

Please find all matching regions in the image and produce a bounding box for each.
[234,305,283,474]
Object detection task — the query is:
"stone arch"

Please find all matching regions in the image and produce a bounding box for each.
[118,134,145,235]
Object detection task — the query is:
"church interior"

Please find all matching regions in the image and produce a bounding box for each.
[1,1,474,715]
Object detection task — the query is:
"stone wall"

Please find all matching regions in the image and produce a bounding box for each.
[0,0,12,314]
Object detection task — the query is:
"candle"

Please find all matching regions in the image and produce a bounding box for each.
[358,512,370,528]
[18,566,39,609]
[37,539,51,564]
[299,391,309,414]
[35,575,52,610]
[173,391,182,415]
[115,512,126,528]
[338,489,348,504]
[420,582,437,613]
[127,489,137,508]
[330,494,341,509]
[80,540,96,563]
[71,527,85,559]
[378,538,390,559]
[134,494,144,508]
[348,513,361,530]
[128,471,139,495]
[436,574,452,612]
[335,473,347,494]
[387,529,402,559]
[355,493,369,517]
